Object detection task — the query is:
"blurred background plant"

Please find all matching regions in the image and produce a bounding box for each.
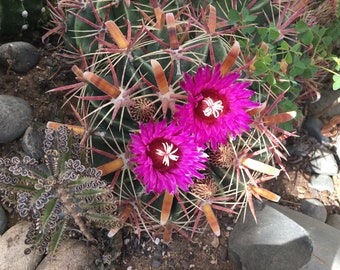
[1,0,340,253]
[0,0,50,40]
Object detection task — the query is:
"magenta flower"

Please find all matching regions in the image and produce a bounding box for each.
[130,120,207,194]
[175,65,258,149]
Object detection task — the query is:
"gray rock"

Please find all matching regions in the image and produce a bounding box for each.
[309,174,335,193]
[0,205,7,235]
[0,95,33,144]
[0,42,40,73]
[300,198,327,222]
[229,201,340,270]
[308,86,340,119]
[0,221,44,270]
[229,201,313,270]
[272,203,340,270]
[309,148,338,175]
[326,214,340,230]
[22,125,44,160]
[302,118,329,143]
[36,239,100,270]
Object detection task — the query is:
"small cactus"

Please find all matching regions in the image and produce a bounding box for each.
[0,126,120,255]
[0,0,48,38]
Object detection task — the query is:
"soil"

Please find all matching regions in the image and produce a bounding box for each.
[0,41,339,270]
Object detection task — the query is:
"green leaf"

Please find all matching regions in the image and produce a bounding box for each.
[228,9,240,23]
[253,61,268,76]
[299,30,313,45]
[279,40,289,51]
[41,198,59,228]
[333,74,340,90]
[291,43,301,53]
[264,73,276,85]
[285,52,293,64]
[295,21,308,32]
[269,28,280,41]
[49,219,67,255]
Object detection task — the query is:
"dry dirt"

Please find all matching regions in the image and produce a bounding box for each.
[1,42,339,270]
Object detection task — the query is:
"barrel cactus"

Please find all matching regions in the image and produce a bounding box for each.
[9,0,338,244]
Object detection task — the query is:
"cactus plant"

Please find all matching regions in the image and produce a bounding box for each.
[41,0,301,241]
[0,126,121,255]
[0,0,49,38]
[1,0,339,252]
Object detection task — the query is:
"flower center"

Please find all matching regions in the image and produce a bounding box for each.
[147,138,180,171]
[194,90,229,124]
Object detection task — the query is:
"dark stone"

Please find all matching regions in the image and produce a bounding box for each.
[302,117,329,143]
[229,201,313,270]
[0,205,7,235]
[300,198,327,222]
[0,95,33,144]
[326,214,340,230]
[229,201,340,270]
[21,125,44,160]
[0,42,40,73]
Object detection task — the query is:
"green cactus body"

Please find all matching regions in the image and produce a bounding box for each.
[41,0,299,241]
[0,0,48,38]
[5,0,338,248]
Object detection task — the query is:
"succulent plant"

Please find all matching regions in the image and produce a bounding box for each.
[0,126,121,255]
[2,0,337,249]
[0,0,49,38]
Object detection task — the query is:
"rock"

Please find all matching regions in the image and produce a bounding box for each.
[285,135,317,157]
[300,198,327,222]
[302,117,329,143]
[309,148,338,175]
[0,42,40,73]
[0,95,33,144]
[308,86,340,119]
[0,205,7,235]
[272,203,340,270]
[0,221,44,270]
[229,201,340,270]
[36,239,100,270]
[326,214,340,230]
[22,125,44,160]
[309,174,335,193]
[229,201,313,270]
